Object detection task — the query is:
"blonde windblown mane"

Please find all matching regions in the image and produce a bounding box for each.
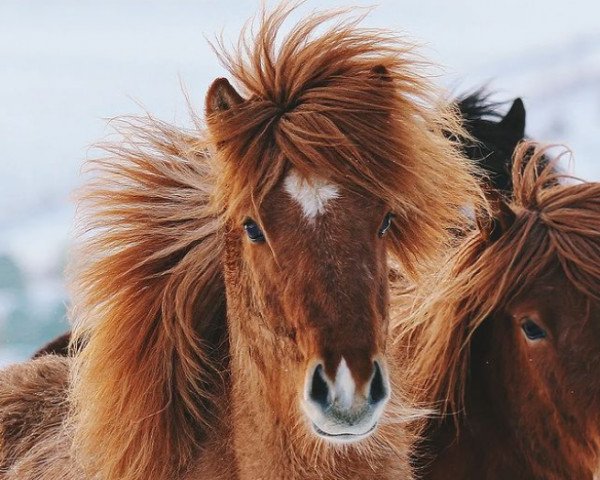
[69,118,227,479]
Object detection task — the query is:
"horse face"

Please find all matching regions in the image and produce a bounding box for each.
[236,169,392,443]
[486,273,600,457]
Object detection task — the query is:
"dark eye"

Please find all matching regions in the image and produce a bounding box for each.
[378,212,394,238]
[243,219,265,243]
[521,318,547,341]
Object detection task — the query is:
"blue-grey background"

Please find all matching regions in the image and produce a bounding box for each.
[1,0,599,364]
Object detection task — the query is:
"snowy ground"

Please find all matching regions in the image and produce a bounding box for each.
[1,0,599,363]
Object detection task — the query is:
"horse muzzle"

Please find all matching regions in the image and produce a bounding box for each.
[302,358,390,443]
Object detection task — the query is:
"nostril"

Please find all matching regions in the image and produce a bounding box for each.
[309,364,330,408]
[369,361,388,405]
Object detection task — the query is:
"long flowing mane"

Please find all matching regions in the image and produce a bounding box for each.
[68,117,227,479]
[67,4,484,480]
[397,142,600,420]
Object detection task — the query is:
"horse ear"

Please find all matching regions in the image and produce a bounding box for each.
[370,64,392,82]
[205,77,245,117]
[481,199,517,243]
[500,98,526,140]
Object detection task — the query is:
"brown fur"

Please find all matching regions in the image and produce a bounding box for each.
[0,5,483,480]
[0,356,75,479]
[398,143,600,478]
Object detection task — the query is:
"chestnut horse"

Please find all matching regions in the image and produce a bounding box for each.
[0,6,483,480]
[400,143,600,479]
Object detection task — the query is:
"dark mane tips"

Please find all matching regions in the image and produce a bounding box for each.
[455,89,527,197]
[457,88,504,123]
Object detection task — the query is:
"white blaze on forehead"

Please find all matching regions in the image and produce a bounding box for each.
[283,170,340,221]
[333,358,356,411]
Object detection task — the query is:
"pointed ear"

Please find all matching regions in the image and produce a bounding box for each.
[205,77,245,118]
[481,199,517,243]
[500,98,526,139]
[370,64,392,82]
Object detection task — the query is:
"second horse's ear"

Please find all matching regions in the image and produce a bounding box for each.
[500,98,526,140]
[205,77,245,118]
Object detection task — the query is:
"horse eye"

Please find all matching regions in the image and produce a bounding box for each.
[378,212,394,238]
[521,318,547,341]
[243,219,265,243]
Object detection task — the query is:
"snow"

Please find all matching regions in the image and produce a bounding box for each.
[1,0,599,362]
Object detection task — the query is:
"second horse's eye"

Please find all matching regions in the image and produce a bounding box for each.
[378,212,394,238]
[521,318,547,341]
[243,219,265,243]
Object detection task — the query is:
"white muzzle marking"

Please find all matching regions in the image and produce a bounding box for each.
[333,357,356,410]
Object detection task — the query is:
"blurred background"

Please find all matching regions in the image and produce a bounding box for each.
[1,0,599,364]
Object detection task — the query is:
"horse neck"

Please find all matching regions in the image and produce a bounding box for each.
[220,241,412,480]
[424,321,597,480]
